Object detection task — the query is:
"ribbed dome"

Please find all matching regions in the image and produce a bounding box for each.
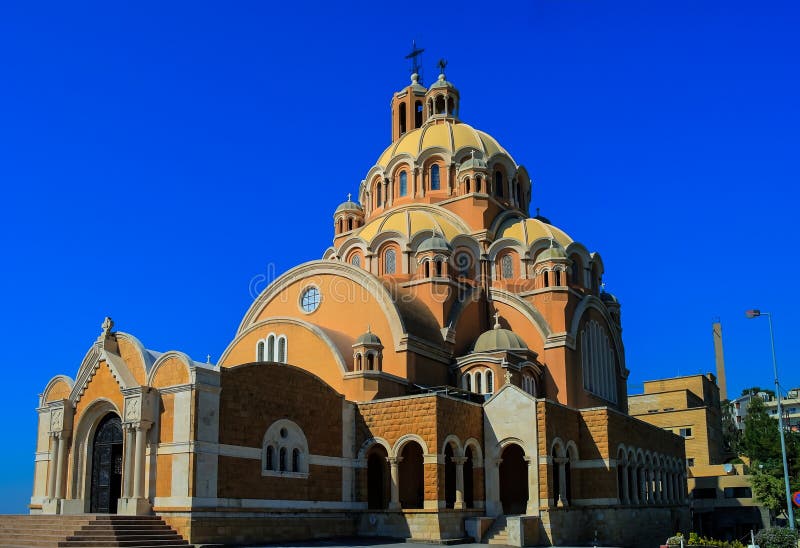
[473,324,528,353]
[417,236,452,253]
[354,328,382,346]
[429,73,455,90]
[335,200,363,214]
[536,246,568,262]
[376,120,512,168]
[496,217,573,248]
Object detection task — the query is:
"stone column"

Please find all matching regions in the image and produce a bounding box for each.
[453,456,467,510]
[629,465,639,504]
[122,424,135,498]
[524,456,539,514]
[54,432,68,499]
[47,433,59,499]
[133,423,149,498]
[387,457,402,510]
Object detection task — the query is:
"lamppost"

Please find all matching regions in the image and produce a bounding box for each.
[745,309,795,530]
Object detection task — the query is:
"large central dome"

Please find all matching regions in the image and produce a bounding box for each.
[376,120,512,169]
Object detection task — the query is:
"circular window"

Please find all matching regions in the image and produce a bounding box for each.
[300,286,320,313]
[280,427,288,439]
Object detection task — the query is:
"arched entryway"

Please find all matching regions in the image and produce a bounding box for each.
[398,441,424,509]
[444,443,456,509]
[464,446,475,508]
[499,444,528,515]
[366,445,389,510]
[90,414,123,513]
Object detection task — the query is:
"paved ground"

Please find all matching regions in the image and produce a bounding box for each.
[232,539,488,548]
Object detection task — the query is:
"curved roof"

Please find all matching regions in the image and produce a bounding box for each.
[354,328,382,346]
[473,325,528,353]
[417,236,452,253]
[376,120,512,168]
[358,205,469,243]
[335,200,363,214]
[496,217,573,248]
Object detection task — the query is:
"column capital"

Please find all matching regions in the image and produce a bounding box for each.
[452,456,468,465]
[386,456,403,465]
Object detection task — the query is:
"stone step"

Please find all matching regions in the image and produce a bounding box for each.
[58,541,188,547]
[71,528,181,535]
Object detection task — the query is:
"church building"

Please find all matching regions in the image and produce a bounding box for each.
[32,63,689,547]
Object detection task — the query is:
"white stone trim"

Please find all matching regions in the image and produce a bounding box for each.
[153,496,367,510]
[156,441,351,468]
[571,458,612,470]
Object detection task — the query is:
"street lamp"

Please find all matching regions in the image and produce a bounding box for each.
[745,309,796,530]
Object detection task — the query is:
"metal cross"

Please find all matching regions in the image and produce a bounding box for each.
[438,58,448,75]
[405,40,425,77]
[347,192,351,202]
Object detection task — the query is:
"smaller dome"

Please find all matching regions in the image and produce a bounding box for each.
[417,236,452,253]
[600,291,618,304]
[408,73,427,94]
[430,73,455,90]
[335,200,363,214]
[536,246,568,262]
[473,320,528,353]
[458,153,487,172]
[354,327,382,346]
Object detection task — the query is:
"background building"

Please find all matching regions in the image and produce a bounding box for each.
[631,373,769,539]
[732,389,800,433]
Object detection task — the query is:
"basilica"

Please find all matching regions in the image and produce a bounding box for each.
[32,65,689,546]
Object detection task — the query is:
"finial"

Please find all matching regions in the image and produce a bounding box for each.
[405,40,425,81]
[493,311,501,330]
[101,316,114,336]
[504,370,513,385]
[438,58,448,76]
[549,237,555,249]
[471,149,475,160]
[347,192,351,202]
[206,354,211,364]
[367,324,372,333]
[601,281,606,292]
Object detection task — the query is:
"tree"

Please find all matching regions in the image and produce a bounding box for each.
[741,396,781,463]
[721,399,740,455]
[741,396,800,525]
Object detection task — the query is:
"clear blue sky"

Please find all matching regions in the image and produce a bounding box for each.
[1,1,797,513]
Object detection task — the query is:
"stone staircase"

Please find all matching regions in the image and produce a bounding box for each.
[0,515,189,547]
[483,515,510,545]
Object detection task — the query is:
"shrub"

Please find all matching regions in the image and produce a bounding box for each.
[754,527,799,548]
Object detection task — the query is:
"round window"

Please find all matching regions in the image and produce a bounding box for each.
[280,427,288,439]
[300,286,320,313]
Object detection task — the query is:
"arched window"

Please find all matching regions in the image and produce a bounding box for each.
[580,320,618,403]
[347,218,353,231]
[435,260,443,277]
[435,95,445,114]
[292,448,301,472]
[424,261,430,277]
[415,100,423,128]
[501,255,514,280]
[476,176,482,193]
[277,336,287,364]
[384,249,396,275]
[447,96,455,116]
[265,445,274,470]
[262,419,309,477]
[555,270,561,286]
[463,374,472,392]
[522,373,536,396]
[399,103,407,135]
[376,182,382,207]
[495,171,504,198]
[544,271,550,288]
[367,354,375,371]
[267,334,276,362]
[486,370,494,394]
[399,171,408,197]
[431,165,440,190]
[355,353,362,371]
[337,219,343,233]
[351,254,361,267]
[257,340,265,362]
[465,177,471,193]
[475,372,483,394]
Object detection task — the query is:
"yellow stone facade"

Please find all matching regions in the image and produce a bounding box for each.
[32,69,689,547]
